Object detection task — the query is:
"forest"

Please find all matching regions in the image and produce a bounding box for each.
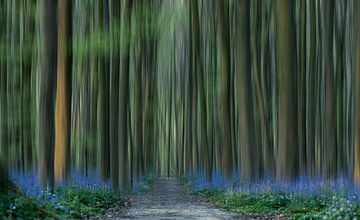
[1,0,360,219]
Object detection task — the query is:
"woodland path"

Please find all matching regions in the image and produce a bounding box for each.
[116,178,240,220]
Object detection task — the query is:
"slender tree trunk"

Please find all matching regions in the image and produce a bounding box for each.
[321,0,336,179]
[167,74,172,177]
[119,0,132,190]
[55,0,72,183]
[39,0,57,191]
[276,0,298,180]
[296,0,307,176]
[99,0,110,181]
[22,54,33,172]
[110,0,120,188]
[135,41,144,180]
[217,0,233,179]
[305,0,316,179]
[354,0,360,184]
[0,7,9,192]
[236,0,255,181]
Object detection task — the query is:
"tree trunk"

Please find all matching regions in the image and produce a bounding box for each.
[305,0,316,179]
[55,0,72,183]
[99,0,110,181]
[354,0,360,184]
[39,0,57,191]
[217,0,233,179]
[236,0,255,181]
[119,0,132,191]
[110,0,120,188]
[276,0,298,180]
[0,8,9,192]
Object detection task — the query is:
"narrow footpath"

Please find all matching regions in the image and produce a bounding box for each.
[118,178,240,220]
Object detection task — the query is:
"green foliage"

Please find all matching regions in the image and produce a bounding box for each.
[191,189,226,202]
[192,189,360,219]
[0,187,126,219]
[0,194,48,220]
[135,175,156,195]
[56,187,124,219]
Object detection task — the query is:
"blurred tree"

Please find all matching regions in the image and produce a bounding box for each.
[321,0,336,179]
[20,0,34,173]
[305,0,316,179]
[110,0,120,188]
[99,0,111,181]
[236,0,255,181]
[54,0,72,183]
[276,0,298,180]
[354,0,360,184]
[217,0,233,179]
[39,0,57,191]
[0,1,8,191]
[119,0,132,190]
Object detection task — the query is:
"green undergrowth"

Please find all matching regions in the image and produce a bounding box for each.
[191,188,360,219]
[0,187,126,219]
[180,176,195,195]
[182,176,360,219]
[134,174,156,195]
[191,189,360,219]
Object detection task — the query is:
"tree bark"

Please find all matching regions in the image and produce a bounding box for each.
[99,0,110,181]
[354,0,360,184]
[236,0,255,181]
[110,0,120,188]
[119,0,132,191]
[39,0,57,191]
[217,0,233,178]
[276,0,298,180]
[55,0,72,183]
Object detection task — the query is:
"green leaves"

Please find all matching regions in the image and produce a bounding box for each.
[192,188,360,219]
[0,186,125,219]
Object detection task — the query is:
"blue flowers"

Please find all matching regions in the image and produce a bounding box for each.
[9,170,44,197]
[189,172,360,201]
[9,169,111,197]
[325,196,356,219]
[3,169,125,219]
[187,172,360,218]
[188,172,231,190]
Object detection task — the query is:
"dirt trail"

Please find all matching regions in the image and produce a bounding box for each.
[117,178,240,220]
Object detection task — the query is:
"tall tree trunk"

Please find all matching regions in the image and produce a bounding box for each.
[321,0,336,179]
[39,0,57,191]
[276,0,298,180]
[110,0,120,188]
[0,6,9,192]
[20,0,34,173]
[135,40,144,180]
[99,0,110,181]
[354,0,360,184]
[305,0,316,179]
[189,0,210,181]
[236,0,255,181]
[55,0,72,183]
[296,0,307,176]
[119,0,132,190]
[167,73,172,177]
[217,0,233,179]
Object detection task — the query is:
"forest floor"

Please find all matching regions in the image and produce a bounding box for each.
[112,178,240,219]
